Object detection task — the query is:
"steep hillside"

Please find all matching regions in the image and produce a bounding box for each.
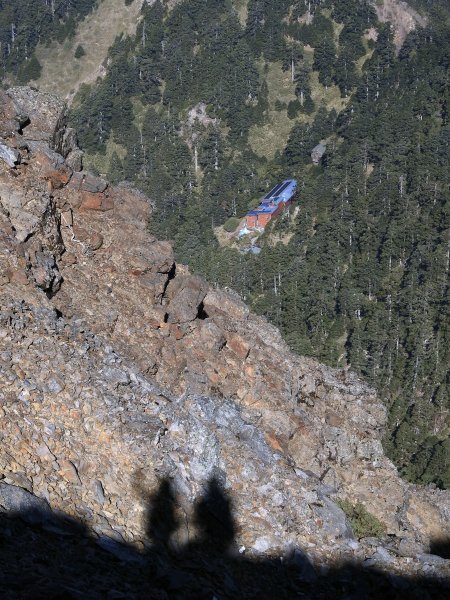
[66,0,450,489]
[1,1,449,488]
[0,86,449,597]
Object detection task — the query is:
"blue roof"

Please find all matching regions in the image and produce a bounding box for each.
[247,204,279,215]
[263,179,297,202]
[263,181,287,200]
[246,179,297,219]
[277,179,297,201]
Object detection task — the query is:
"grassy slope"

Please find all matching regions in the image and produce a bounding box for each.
[234,0,250,27]
[249,53,349,160]
[248,61,298,160]
[83,136,127,175]
[33,0,144,103]
[356,33,376,73]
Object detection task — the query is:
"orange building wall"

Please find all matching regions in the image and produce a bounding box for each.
[257,213,272,228]
[245,215,258,228]
[246,200,292,230]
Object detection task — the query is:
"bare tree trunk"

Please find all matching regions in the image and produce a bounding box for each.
[194,143,198,173]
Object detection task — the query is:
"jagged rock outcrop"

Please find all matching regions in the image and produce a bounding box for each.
[0,88,449,592]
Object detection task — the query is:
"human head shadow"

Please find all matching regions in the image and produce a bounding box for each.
[0,476,449,599]
[144,476,179,552]
[189,476,236,555]
[141,474,236,556]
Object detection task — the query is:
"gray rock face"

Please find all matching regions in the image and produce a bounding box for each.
[78,173,108,194]
[59,127,82,164]
[0,90,27,138]
[166,275,208,323]
[0,179,49,242]
[6,87,67,150]
[373,546,394,563]
[313,497,354,540]
[0,141,20,168]
[203,288,249,321]
[397,537,425,557]
[30,250,62,295]
[417,553,449,566]
[101,365,131,387]
[65,148,83,172]
[27,140,65,168]
[0,483,51,525]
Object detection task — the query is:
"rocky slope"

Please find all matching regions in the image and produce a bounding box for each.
[0,87,449,596]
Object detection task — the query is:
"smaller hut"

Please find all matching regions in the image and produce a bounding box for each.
[311,143,326,165]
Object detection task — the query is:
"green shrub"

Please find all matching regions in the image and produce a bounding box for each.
[288,99,301,119]
[223,217,241,232]
[337,500,386,539]
[18,55,42,83]
[274,99,287,111]
[301,95,315,114]
[74,44,86,59]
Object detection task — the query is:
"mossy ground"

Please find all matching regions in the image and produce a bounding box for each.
[249,61,299,160]
[234,0,249,27]
[83,137,127,177]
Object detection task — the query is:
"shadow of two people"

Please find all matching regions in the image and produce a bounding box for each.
[0,476,449,599]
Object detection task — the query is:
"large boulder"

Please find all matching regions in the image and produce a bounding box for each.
[203,288,249,321]
[0,90,28,138]
[0,140,20,168]
[166,275,208,324]
[6,87,67,150]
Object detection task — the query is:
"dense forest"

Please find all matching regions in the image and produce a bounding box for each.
[0,0,98,81]
[1,0,449,489]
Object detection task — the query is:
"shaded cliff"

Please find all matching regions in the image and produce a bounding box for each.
[1,477,449,599]
[0,87,449,595]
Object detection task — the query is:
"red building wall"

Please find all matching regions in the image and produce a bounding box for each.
[258,203,284,228]
[246,200,292,230]
[245,215,258,228]
[257,213,272,228]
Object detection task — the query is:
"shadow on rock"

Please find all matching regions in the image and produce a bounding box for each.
[0,477,449,599]
[429,538,450,560]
